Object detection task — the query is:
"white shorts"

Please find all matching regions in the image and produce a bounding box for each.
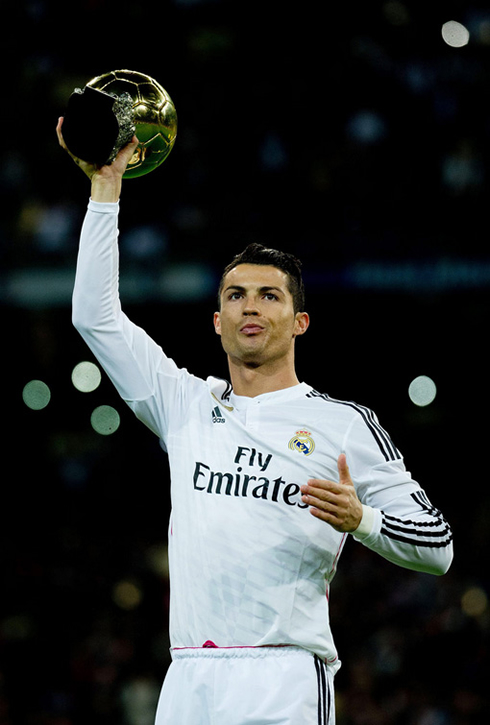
[155,645,335,725]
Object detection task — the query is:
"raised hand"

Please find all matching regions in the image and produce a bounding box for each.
[56,117,139,202]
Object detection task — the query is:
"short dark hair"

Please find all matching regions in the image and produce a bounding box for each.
[218,243,305,313]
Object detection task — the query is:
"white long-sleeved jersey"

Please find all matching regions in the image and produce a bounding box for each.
[72,200,453,673]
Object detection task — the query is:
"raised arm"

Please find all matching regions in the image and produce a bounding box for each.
[57,118,186,439]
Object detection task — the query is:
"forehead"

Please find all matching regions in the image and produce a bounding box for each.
[222,263,290,291]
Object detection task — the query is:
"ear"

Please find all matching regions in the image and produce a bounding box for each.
[213,311,221,336]
[293,312,310,338]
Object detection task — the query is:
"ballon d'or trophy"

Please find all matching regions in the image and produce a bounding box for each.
[62,69,177,178]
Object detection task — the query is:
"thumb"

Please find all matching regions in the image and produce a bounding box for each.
[337,452,351,484]
[106,135,140,178]
[117,135,139,164]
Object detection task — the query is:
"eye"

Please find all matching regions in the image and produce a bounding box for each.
[263,292,279,301]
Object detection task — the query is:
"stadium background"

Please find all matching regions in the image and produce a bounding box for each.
[1,1,489,723]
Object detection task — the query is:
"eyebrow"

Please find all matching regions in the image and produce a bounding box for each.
[223,285,286,296]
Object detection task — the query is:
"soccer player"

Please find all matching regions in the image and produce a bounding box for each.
[57,120,453,725]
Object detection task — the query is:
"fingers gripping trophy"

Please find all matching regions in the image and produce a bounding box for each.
[57,69,177,186]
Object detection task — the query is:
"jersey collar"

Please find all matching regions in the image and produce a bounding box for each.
[229,382,310,410]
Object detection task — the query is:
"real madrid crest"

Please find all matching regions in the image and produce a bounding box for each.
[288,430,315,456]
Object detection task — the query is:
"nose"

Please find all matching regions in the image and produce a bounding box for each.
[243,295,260,315]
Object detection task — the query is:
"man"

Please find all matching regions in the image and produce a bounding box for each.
[57,120,453,725]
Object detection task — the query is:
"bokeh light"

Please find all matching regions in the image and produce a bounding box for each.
[408,375,437,407]
[461,586,488,618]
[90,405,120,435]
[442,20,470,47]
[22,380,51,410]
[113,580,143,611]
[71,360,102,393]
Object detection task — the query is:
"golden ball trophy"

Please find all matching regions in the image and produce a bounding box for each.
[62,69,177,178]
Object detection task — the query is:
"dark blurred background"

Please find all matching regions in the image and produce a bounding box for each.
[1,0,489,723]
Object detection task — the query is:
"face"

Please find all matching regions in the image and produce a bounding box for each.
[214,264,309,369]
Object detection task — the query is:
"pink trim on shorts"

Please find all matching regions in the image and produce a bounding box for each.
[171,641,338,666]
[173,641,296,651]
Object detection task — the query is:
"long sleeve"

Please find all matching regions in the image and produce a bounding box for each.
[72,199,195,441]
[346,411,453,576]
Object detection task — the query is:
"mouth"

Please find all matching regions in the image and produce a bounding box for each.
[240,323,265,336]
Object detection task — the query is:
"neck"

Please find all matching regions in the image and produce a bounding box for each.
[227,357,300,398]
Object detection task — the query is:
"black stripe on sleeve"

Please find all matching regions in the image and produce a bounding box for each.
[306,389,401,463]
[380,492,453,548]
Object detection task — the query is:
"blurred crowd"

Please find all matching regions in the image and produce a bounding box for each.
[2,1,490,723]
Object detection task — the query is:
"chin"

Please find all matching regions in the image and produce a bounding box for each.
[228,347,265,368]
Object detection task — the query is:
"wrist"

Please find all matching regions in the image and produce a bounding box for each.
[351,504,375,538]
[90,170,122,203]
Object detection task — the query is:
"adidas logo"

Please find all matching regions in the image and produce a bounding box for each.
[212,405,226,424]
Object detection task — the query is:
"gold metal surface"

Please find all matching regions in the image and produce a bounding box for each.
[87,69,177,178]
